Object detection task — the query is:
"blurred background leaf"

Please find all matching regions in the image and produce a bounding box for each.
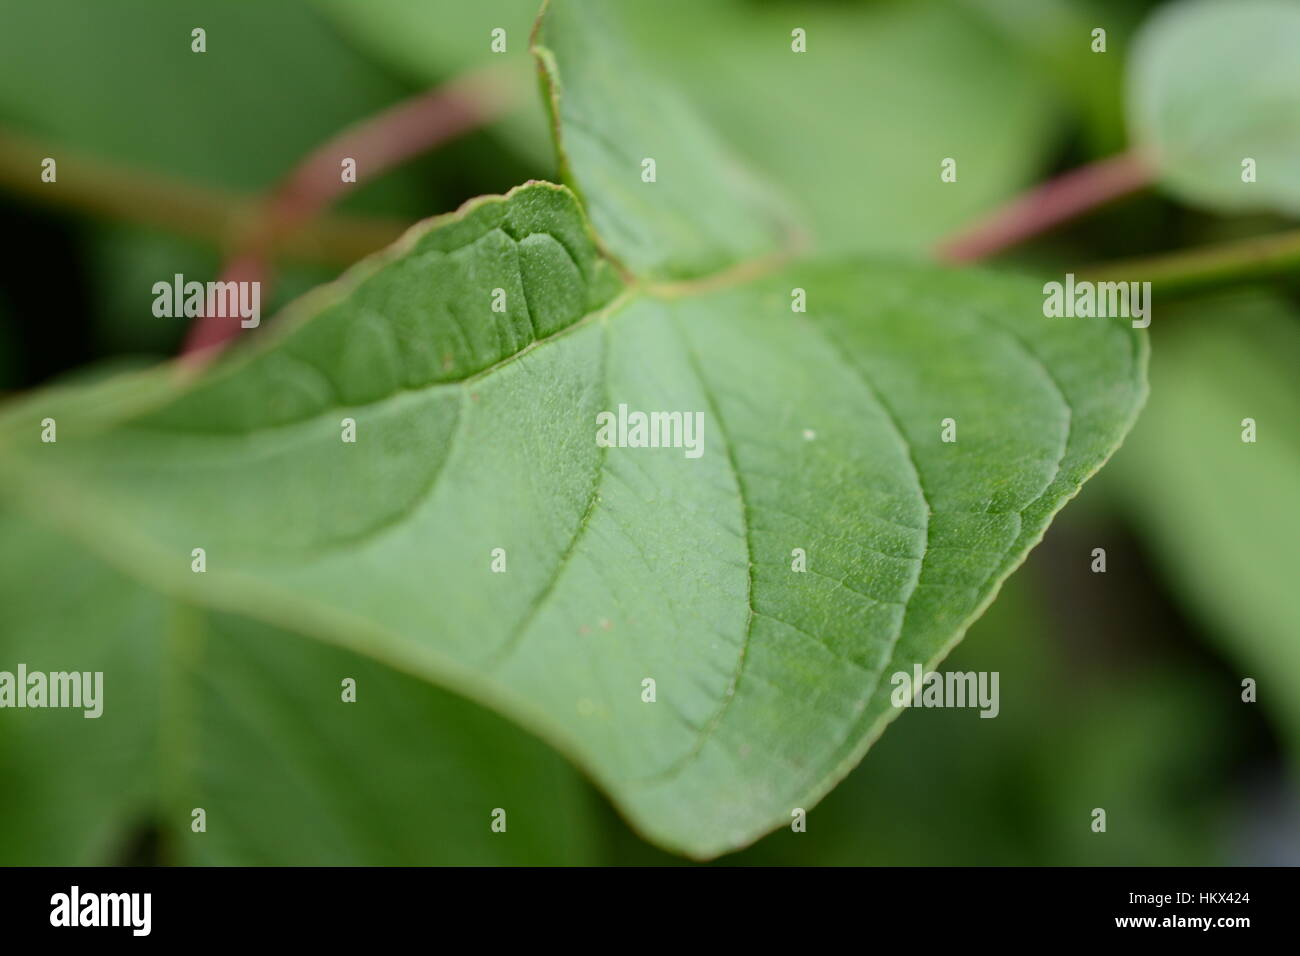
[177,615,601,865]
[314,0,552,167]
[0,509,163,865]
[0,0,417,199]
[1111,293,1300,755]
[0,509,602,865]
[0,0,536,368]
[1127,0,1300,217]
[605,0,1064,256]
[319,0,1082,256]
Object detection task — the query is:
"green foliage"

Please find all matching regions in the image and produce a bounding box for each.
[607,0,1064,255]
[0,0,1291,867]
[313,0,552,166]
[0,0,416,204]
[0,155,1145,859]
[1113,294,1300,752]
[320,0,1065,256]
[534,0,797,278]
[0,508,599,865]
[1128,0,1300,215]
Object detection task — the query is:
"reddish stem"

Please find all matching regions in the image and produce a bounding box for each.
[182,68,513,360]
[936,151,1154,264]
[178,255,269,362]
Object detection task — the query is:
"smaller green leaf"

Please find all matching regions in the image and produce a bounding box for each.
[1127,0,1300,216]
[533,0,799,279]
[312,0,554,166]
[608,0,1065,256]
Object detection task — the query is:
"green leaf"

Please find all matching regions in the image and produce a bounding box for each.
[0,0,1148,858]
[322,0,1063,257]
[0,176,1146,855]
[0,0,418,202]
[720,569,1238,866]
[1111,293,1300,753]
[0,510,163,865]
[957,0,1138,157]
[312,0,553,167]
[533,0,799,279]
[180,612,602,865]
[590,0,1062,256]
[1127,0,1300,216]
[0,508,600,865]
[0,0,438,355]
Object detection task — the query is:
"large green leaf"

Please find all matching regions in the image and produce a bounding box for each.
[1127,0,1300,216]
[0,0,1148,857]
[0,508,599,865]
[0,173,1146,855]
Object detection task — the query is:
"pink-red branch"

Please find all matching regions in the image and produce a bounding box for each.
[182,68,514,360]
[936,151,1154,264]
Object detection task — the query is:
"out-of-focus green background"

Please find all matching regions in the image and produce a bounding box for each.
[0,0,1296,865]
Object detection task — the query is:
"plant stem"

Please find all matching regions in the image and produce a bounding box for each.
[0,129,408,265]
[1081,228,1300,298]
[263,66,515,233]
[937,151,1154,263]
[183,66,517,359]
